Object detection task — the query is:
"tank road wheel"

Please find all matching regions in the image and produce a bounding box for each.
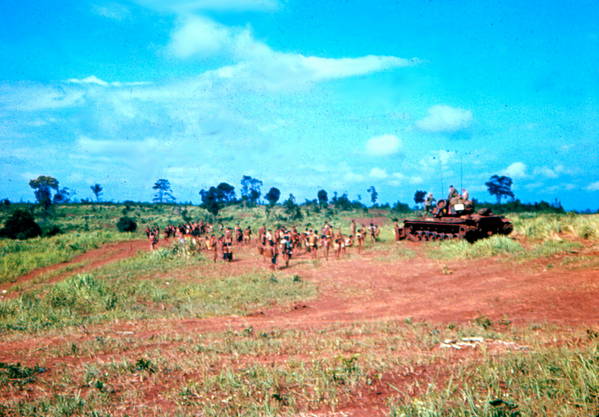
[431,232,439,241]
[415,231,424,241]
[438,233,446,240]
[423,231,432,241]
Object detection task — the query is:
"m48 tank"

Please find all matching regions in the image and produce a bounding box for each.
[397,199,513,243]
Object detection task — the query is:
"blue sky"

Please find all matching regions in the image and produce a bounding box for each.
[1,0,598,210]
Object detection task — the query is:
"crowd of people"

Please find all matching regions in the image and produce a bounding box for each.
[145,219,383,270]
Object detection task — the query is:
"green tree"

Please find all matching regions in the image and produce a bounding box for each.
[317,189,328,207]
[240,176,263,206]
[265,187,281,206]
[283,194,303,221]
[367,186,378,205]
[53,187,74,204]
[29,175,59,210]
[152,179,176,203]
[414,190,427,208]
[90,184,103,202]
[216,182,236,203]
[485,175,514,204]
[199,186,224,221]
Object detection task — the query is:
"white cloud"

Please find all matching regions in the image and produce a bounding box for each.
[365,134,402,157]
[390,172,423,185]
[533,166,559,179]
[169,16,233,58]
[533,165,570,179]
[134,0,280,13]
[344,172,365,183]
[586,181,599,191]
[0,84,86,111]
[66,76,149,87]
[91,4,131,20]
[415,105,473,133]
[500,162,527,179]
[167,17,418,89]
[369,168,388,179]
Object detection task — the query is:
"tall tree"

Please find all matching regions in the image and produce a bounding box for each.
[240,175,263,206]
[265,187,281,206]
[152,179,176,203]
[216,182,236,203]
[414,190,427,208]
[90,184,103,202]
[29,175,59,211]
[317,189,328,207]
[53,187,74,204]
[485,175,514,204]
[367,186,378,205]
[199,187,222,220]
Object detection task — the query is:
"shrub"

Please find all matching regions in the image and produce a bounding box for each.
[0,209,42,240]
[42,225,62,238]
[116,216,137,233]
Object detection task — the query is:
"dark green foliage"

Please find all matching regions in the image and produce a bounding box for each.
[283,194,303,220]
[131,358,156,373]
[116,216,137,233]
[0,209,42,239]
[0,362,45,386]
[475,198,565,214]
[152,179,176,203]
[53,187,74,204]
[486,175,514,204]
[265,187,281,206]
[367,186,378,205]
[42,225,62,238]
[216,182,236,203]
[391,201,411,214]
[200,186,223,219]
[240,175,263,206]
[29,175,59,210]
[317,189,328,207]
[414,190,426,206]
[90,183,103,202]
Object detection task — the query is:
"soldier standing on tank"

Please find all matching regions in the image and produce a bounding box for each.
[461,188,469,201]
[424,193,436,216]
[448,185,460,204]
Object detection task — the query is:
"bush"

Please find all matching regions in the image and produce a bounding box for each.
[42,225,62,238]
[116,216,137,233]
[0,209,42,239]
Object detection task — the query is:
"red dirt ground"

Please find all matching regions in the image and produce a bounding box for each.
[1,236,599,415]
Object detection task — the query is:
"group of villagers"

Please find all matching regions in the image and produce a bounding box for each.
[145,219,382,270]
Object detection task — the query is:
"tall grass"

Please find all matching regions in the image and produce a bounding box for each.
[427,235,524,260]
[511,213,599,240]
[0,231,135,284]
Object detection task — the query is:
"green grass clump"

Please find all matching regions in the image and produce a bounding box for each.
[0,231,135,284]
[427,235,524,260]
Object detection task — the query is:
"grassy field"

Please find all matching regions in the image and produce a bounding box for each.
[1,203,599,415]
